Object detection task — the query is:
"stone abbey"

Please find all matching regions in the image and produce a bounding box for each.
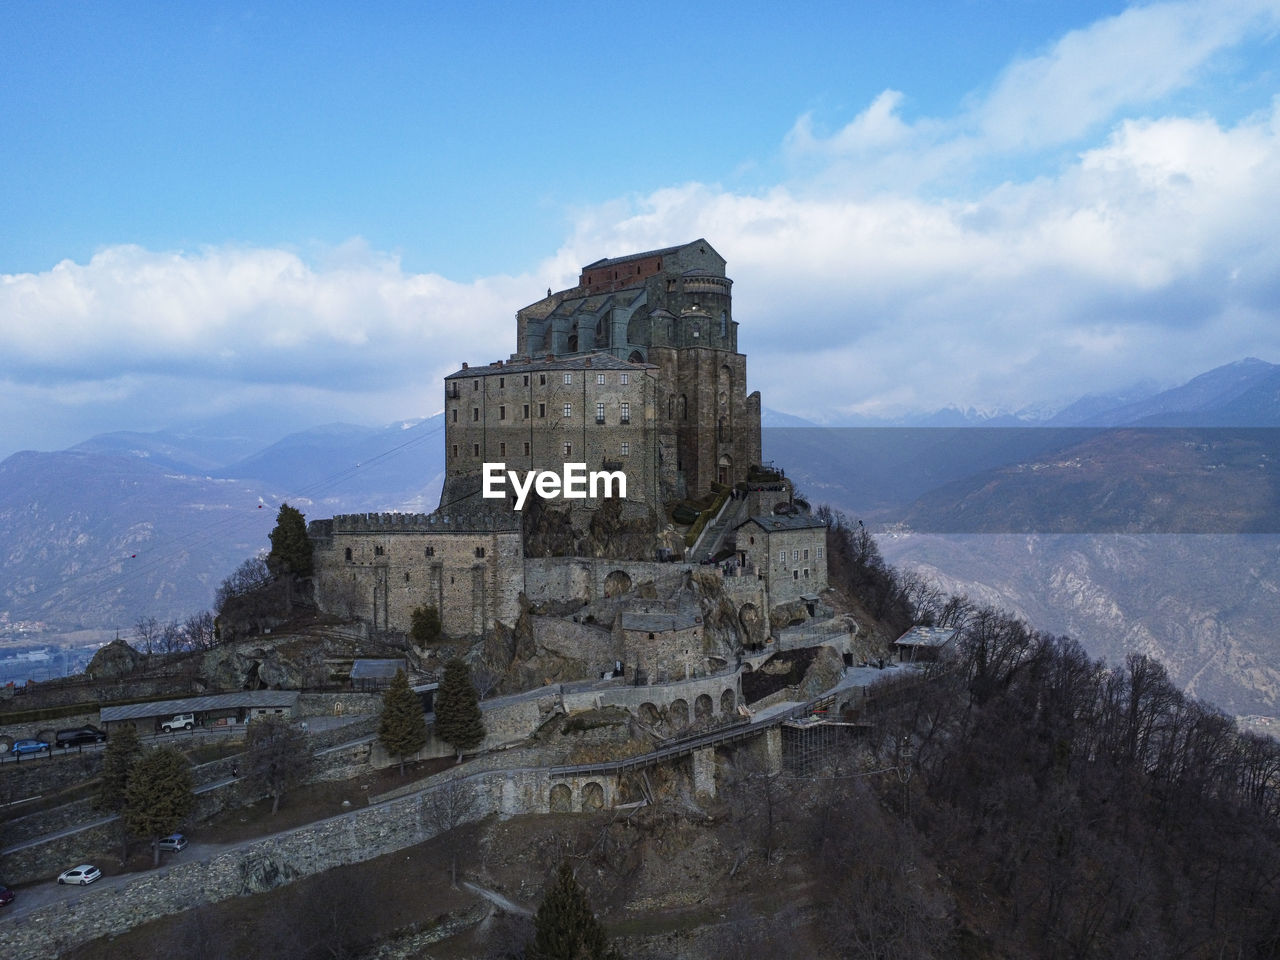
[308,240,828,662]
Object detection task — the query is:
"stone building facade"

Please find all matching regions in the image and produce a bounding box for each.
[493,238,762,505]
[307,240,825,642]
[735,515,829,604]
[309,512,523,637]
[440,353,660,512]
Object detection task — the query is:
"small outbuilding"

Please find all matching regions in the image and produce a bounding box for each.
[99,690,300,732]
[892,625,959,663]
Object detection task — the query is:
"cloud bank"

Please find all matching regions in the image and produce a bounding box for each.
[3,0,1279,454]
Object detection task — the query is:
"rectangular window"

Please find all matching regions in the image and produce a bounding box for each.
[803,548,809,560]
[620,402,630,423]
[803,568,810,579]
[523,441,530,455]
[472,408,479,421]
[451,409,457,422]
[523,403,530,418]
[539,402,546,417]
[499,377,505,389]
[563,373,572,385]
[473,443,480,457]
[424,546,434,557]
[596,373,605,385]
[794,570,799,580]
[596,402,605,423]
[499,405,506,420]
[523,374,529,386]
[778,550,786,564]
[563,442,572,458]
[817,546,824,560]
[475,547,486,558]
[451,444,458,458]
[499,442,506,456]
[563,403,572,418]
[621,442,629,456]
[792,549,799,562]
[620,373,629,385]
[539,374,546,386]
[473,379,479,391]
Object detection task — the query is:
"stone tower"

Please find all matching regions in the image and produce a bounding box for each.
[509,239,762,503]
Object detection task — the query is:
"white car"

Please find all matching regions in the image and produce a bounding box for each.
[159,713,194,733]
[158,833,188,852]
[58,864,101,885]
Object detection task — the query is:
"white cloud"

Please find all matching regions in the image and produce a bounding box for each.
[4,0,1279,456]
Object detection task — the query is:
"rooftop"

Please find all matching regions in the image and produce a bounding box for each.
[446,352,655,379]
[738,514,827,533]
[894,625,960,648]
[101,690,300,723]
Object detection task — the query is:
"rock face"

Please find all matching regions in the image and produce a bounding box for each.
[522,496,664,561]
[85,638,143,679]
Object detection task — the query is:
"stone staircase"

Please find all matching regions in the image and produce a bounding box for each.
[689,495,749,563]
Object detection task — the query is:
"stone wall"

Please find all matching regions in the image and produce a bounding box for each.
[522,557,689,606]
[312,513,524,638]
[0,709,101,744]
[295,691,382,719]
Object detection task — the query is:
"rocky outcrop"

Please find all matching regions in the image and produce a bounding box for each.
[85,637,143,679]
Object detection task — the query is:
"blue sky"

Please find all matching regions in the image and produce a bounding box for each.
[3,0,1280,456]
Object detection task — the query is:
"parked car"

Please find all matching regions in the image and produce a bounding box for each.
[159,713,194,733]
[0,884,15,906]
[158,833,188,852]
[55,725,108,748]
[57,864,101,885]
[10,739,49,756]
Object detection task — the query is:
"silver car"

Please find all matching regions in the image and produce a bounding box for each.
[57,864,101,885]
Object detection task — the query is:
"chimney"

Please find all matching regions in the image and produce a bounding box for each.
[461,362,468,370]
[584,357,592,367]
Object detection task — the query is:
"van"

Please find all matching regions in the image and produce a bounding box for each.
[159,713,194,732]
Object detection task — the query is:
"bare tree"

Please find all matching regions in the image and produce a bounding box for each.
[134,615,159,656]
[243,715,310,814]
[184,610,217,651]
[422,776,481,886]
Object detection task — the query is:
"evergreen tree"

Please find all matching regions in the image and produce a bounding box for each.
[244,714,310,813]
[96,723,142,862]
[379,668,428,775]
[267,503,313,577]
[435,657,486,763]
[410,604,442,646]
[122,746,195,866]
[527,861,622,960]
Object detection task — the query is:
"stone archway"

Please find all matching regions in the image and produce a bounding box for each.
[718,454,732,487]
[628,349,645,363]
[695,694,713,720]
[581,781,604,811]
[603,570,632,598]
[670,699,689,728]
[549,783,572,812]
[721,689,736,714]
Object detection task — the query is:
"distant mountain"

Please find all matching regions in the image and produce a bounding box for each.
[0,415,447,631]
[1072,358,1280,427]
[0,450,276,629]
[218,415,446,510]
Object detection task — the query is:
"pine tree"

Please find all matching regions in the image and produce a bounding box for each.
[96,723,142,862]
[410,604,442,646]
[527,861,622,960]
[435,657,486,763]
[122,746,195,866]
[267,503,313,577]
[379,668,428,775]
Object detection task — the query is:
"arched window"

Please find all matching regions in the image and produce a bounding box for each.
[680,395,688,420]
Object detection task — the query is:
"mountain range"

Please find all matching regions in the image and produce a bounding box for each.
[4,358,1280,716]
